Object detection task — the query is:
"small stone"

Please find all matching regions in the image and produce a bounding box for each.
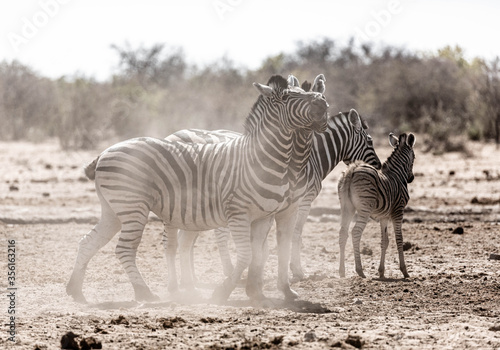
[80,336,102,350]
[61,331,80,350]
[110,315,129,325]
[361,246,373,256]
[403,242,413,251]
[452,227,464,235]
[345,334,364,348]
[304,330,317,342]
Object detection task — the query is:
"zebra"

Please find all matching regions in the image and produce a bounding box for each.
[162,77,329,290]
[161,75,328,294]
[337,132,416,279]
[66,74,329,303]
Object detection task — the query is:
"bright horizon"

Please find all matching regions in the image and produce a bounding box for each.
[1,0,499,81]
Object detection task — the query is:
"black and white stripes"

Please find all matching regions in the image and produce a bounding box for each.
[66,74,328,303]
[337,132,416,279]
[168,108,382,284]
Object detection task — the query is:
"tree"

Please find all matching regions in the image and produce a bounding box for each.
[111,42,186,88]
[479,58,500,145]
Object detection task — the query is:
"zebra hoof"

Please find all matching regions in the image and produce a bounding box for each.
[68,291,88,304]
[283,288,299,301]
[355,270,366,279]
[133,285,160,302]
[66,285,88,304]
[211,279,235,304]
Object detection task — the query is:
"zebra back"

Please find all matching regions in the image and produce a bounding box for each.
[166,129,239,144]
[305,109,381,202]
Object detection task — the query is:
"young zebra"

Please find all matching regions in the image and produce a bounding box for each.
[338,132,416,279]
[167,108,381,289]
[66,74,329,303]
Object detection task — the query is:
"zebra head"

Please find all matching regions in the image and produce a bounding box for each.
[252,74,329,133]
[341,109,382,169]
[388,132,416,183]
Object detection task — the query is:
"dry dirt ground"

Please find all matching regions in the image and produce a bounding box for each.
[1,139,499,349]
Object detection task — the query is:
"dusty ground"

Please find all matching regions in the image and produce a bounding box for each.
[1,138,499,349]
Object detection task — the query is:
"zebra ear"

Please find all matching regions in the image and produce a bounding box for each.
[312,74,326,94]
[407,133,416,148]
[348,109,362,132]
[253,82,273,97]
[287,75,300,87]
[389,133,399,148]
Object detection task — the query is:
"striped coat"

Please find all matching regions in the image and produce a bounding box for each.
[338,132,416,279]
[168,108,382,287]
[66,74,329,303]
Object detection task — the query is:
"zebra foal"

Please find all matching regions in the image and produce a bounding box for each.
[338,132,416,279]
[66,74,329,303]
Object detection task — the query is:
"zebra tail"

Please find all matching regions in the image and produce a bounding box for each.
[84,156,100,180]
[338,163,357,205]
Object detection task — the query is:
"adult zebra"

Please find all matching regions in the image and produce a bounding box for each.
[168,108,382,289]
[338,133,416,279]
[162,75,328,295]
[66,74,329,303]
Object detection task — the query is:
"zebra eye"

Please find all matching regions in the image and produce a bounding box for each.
[281,93,289,101]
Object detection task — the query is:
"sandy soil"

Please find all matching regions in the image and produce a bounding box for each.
[1,139,499,349]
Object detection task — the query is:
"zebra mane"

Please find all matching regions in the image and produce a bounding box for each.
[266,74,289,91]
[243,75,289,134]
[301,80,312,92]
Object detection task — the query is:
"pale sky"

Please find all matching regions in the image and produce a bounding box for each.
[0,0,498,81]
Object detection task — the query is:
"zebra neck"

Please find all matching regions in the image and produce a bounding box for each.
[382,151,409,185]
[243,109,295,183]
[288,129,314,182]
[314,120,354,180]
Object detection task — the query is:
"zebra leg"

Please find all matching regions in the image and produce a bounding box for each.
[351,214,370,278]
[339,201,355,278]
[378,219,389,279]
[246,217,273,301]
[211,216,252,303]
[290,205,310,281]
[392,216,410,278]
[162,227,180,293]
[275,207,299,301]
[115,213,159,302]
[215,227,234,277]
[66,193,121,303]
[178,229,200,290]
